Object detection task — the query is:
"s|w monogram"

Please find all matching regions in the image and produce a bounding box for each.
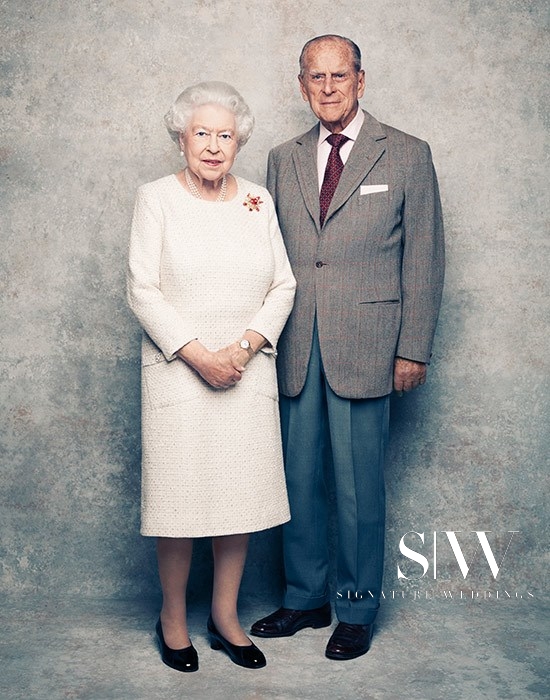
[397,531,519,580]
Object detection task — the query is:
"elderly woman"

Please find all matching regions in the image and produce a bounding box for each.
[127,81,295,672]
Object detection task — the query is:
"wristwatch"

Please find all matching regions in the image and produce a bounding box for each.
[238,338,255,359]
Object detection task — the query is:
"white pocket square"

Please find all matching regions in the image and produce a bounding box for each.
[360,184,388,195]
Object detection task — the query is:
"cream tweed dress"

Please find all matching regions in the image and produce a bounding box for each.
[127,174,296,537]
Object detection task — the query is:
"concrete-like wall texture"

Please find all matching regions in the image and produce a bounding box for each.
[1,1,548,607]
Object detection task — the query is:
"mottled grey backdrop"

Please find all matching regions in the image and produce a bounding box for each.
[1,0,548,607]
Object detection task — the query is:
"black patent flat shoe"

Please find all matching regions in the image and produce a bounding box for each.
[207,615,266,669]
[156,619,198,672]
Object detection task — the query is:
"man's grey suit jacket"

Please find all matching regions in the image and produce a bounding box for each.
[268,110,445,399]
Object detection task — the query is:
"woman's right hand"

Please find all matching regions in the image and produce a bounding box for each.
[177,341,245,389]
[196,347,246,388]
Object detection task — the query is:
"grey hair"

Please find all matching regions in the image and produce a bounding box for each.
[299,34,362,75]
[164,81,254,149]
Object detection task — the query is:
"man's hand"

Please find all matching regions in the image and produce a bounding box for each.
[393,357,427,394]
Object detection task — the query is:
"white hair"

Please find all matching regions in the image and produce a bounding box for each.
[164,81,254,149]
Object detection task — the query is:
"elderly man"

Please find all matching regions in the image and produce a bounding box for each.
[251,34,444,659]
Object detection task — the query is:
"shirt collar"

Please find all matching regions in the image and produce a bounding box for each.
[318,108,364,146]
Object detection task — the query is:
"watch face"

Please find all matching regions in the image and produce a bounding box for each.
[240,339,251,350]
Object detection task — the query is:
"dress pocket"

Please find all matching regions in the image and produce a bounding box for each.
[249,350,279,402]
[142,357,202,410]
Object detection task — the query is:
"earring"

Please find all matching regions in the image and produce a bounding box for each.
[180,150,184,157]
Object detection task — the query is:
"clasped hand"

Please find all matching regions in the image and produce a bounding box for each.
[189,342,250,389]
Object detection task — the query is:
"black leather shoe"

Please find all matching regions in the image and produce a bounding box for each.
[325,622,374,660]
[207,615,266,669]
[250,602,332,638]
[156,619,198,672]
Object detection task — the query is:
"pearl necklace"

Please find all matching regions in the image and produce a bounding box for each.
[185,168,227,202]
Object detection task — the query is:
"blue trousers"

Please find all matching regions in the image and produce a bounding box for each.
[280,325,389,624]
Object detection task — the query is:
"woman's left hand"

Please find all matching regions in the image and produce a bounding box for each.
[223,342,252,370]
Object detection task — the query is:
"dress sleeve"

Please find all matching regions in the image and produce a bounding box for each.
[246,192,296,353]
[126,185,198,361]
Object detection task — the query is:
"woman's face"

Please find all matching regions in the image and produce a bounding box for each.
[180,103,238,181]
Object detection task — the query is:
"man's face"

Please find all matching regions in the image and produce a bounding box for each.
[298,39,365,133]
[299,39,365,133]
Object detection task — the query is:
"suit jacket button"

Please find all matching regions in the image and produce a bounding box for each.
[315,261,324,268]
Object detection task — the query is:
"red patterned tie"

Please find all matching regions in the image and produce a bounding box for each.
[319,133,349,226]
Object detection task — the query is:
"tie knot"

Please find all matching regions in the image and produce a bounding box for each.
[327,133,349,150]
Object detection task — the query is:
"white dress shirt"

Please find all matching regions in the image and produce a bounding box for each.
[317,108,365,190]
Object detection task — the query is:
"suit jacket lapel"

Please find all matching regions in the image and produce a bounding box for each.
[292,125,322,233]
[324,111,387,226]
